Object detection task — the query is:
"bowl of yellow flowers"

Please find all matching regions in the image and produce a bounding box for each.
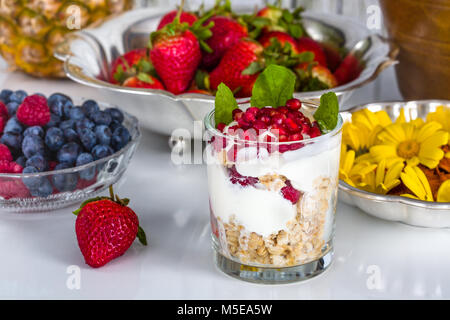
[339,100,450,228]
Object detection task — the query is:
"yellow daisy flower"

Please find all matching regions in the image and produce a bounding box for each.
[427,105,450,157]
[339,145,377,187]
[358,159,403,195]
[342,109,391,153]
[437,180,450,202]
[370,121,449,169]
[400,166,434,201]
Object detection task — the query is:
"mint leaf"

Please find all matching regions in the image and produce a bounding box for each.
[215,83,238,126]
[314,92,339,133]
[250,64,296,108]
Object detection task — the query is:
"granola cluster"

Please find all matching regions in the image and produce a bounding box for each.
[216,175,336,267]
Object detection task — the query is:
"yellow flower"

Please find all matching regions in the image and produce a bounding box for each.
[400,166,434,201]
[427,105,450,157]
[343,109,391,152]
[339,145,377,187]
[370,121,449,169]
[358,159,403,195]
[437,180,450,202]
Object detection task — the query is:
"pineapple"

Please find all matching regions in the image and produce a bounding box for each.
[0,0,133,77]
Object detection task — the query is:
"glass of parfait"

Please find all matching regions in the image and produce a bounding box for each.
[205,98,343,284]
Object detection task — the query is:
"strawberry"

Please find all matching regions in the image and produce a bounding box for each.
[123,75,165,90]
[110,49,155,84]
[255,5,305,39]
[209,39,263,97]
[201,16,248,69]
[295,63,338,89]
[333,53,364,85]
[0,160,23,173]
[0,101,8,119]
[16,95,51,127]
[74,186,147,268]
[157,10,197,30]
[259,31,299,54]
[297,37,327,67]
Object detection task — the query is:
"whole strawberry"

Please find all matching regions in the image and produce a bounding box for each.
[297,37,327,67]
[110,48,150,84]
[157,10,197,30]
[123,75,165,90]
[74,186,147,268]
[209,38,263,97]
[259,31,299,54]
[16,95,51,126]
[201,16,248,70]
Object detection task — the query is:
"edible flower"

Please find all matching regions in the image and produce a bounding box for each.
[400,165,434,201]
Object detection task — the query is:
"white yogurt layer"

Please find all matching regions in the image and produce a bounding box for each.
[207,160,297,237]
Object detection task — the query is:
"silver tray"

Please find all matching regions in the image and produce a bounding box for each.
[339,100,450,228]
[55,7,398,135]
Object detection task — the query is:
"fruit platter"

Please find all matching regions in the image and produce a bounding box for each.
[0,90,140,212]
[339,100,450,228]
[55,3,397,135]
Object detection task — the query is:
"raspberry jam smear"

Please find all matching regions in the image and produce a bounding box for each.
[215,98,322,154]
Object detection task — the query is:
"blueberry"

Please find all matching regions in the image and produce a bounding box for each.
[52,163,78,192]
[79,128,97,151]
[15,156,26,168]
[2,132,23,152]
[91,144,114,160]
[30,178,53,197]
[105,108,124,124]
[6,102,19,115]
[0,89,13,103]
[75,118,95,134]
[8,90,27,103]
[57,142,80,165]
[64,128,79,143]
[45,127,65,151]
[69,106,85,121]
[22,166,43,190]
[25,154,48,172]
[48,93,72,107]
[4,117,23,134]
[63,100,75,119]
[82,100,99,116]
[59,119,75,131]
[22,135,44,158]
[111,126,131,151]
[95,125,112,145]
[90,110,112,126]
[24,126,44,138]
[76,153,95,180]
[46,113,61,128]
[109,119,121,132]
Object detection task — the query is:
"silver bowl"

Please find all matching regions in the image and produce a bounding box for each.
[339,100,450,228]
[55,7,398,136]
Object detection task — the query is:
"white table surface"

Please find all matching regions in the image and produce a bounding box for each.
[1,62,449,300]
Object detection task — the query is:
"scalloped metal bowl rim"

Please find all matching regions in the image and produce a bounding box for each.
[0,107,141,179]
[59,11,396,104]
[338,99,450,209]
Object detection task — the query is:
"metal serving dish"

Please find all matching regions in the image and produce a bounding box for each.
[55,7,397,135]
[339,100,450,228]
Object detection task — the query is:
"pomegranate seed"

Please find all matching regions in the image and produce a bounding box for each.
[217,122,226,132]
[247,107,259,115]
[259,115,271,124]
[281,181,301,204]
[253,120,267,131]
[285,118,299,132]
[277,106,289,114]
[279,135,288,142]
[237,117,250,129]
[286,98,302,111]
[271,114,286,126]
[243,111,256,123]
[289,133,303,141]
[309,126,321,138]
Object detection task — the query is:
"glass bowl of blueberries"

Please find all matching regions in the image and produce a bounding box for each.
[0,89,140,213]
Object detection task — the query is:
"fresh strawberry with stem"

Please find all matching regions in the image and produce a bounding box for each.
[201,16,248,70]
[209,38,263,97]
[259,31,299,54]
[297,37,327,67]
[256,2,305,39]
[150,0,213,94]
[74,185,147,268]
[110,48,158,85]
[295,62,338,91]
[157,10,198,30]
[123,75,165,90]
